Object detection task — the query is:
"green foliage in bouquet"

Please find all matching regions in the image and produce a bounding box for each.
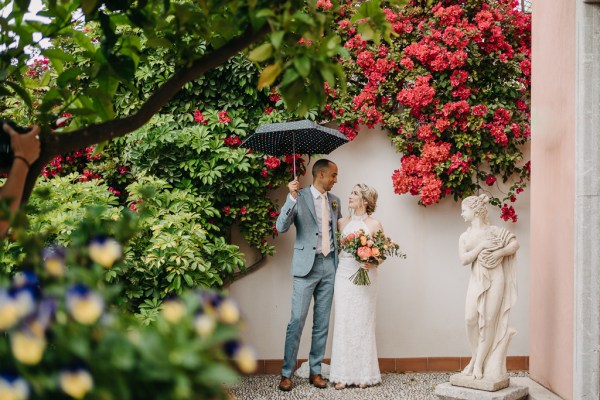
[0,203,255,400]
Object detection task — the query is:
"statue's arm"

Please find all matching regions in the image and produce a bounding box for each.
[494,237,520,258]
[458,234,484,266]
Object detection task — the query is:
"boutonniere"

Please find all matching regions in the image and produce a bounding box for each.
[331,200,338,211]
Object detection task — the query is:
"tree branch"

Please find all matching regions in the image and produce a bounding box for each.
[21,23,271,203]
[222,255,266,289]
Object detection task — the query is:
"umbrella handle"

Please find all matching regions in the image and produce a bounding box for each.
[293,134,296,179]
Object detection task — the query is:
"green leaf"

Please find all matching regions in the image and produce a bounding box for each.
[0,86,11,97]
[38,88,66,113]
[320,67,334,86]
[199,364,239,386]
[279,67,299,88]
[257,63,281,89]
[293,55,311,78]
[41,48,76,63]
[73,31,97,53]
[291,12,315,26]
[357,23,375,41]
[270,31,285,50]
[5,81,32,108]
[57,67,83,88]
[255,9,275,19]
[247,43,273,63]
[146,38,173,48]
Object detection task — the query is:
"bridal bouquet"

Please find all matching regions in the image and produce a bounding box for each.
[337,229,406,285]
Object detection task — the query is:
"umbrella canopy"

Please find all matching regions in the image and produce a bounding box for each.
[240,119,349,157]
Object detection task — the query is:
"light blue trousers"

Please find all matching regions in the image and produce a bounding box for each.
[281,253,336,377]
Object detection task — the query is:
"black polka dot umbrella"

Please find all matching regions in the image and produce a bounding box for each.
[240,119,349,177]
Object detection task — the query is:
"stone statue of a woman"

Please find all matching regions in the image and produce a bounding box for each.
[452,194,520,391]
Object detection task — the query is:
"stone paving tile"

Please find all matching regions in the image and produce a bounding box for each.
[229,372,529,400]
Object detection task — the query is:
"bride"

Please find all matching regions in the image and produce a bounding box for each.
[329,183,382,389]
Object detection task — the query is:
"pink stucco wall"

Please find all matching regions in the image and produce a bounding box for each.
[530,2,575,398]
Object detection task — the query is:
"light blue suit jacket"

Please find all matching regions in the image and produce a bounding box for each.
[276,187,342,277]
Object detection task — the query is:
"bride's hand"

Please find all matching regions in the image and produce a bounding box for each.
[362,262,378,270]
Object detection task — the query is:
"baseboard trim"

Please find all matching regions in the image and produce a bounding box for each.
[250,356,529,375]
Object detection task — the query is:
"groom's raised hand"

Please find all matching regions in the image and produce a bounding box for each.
[288,178,300,199]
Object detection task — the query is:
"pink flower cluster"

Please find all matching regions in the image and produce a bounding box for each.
[193,109,207,124]
[42,147,101,179]
[224,135,241,147]
[79,169,101,182]
[129,198,143,212]
[500,204,517,222]
[328,0,530,220]
[338,121,359,141]
[218,110,231,124]
[264,157,281,170]
[392,141,451,205]
[26,57,49,78]
[397,75,436,113]
[316,0,333,10]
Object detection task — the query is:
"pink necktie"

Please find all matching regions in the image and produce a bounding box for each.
[321,194,330,256]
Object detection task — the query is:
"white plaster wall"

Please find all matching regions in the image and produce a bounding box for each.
[229,125,530,360]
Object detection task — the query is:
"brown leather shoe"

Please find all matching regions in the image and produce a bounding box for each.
[278,376,293,391]
[309,374,328,389]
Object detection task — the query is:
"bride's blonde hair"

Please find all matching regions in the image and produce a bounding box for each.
[354,183,378,215]
[462,194,490,224]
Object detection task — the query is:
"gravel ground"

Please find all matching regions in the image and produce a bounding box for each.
[229,372,529,400]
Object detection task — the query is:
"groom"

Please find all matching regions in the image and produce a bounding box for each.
[275,159,342,391]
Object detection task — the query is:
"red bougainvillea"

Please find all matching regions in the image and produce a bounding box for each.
[326,0,531,221]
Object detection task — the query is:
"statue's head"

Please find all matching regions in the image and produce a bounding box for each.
[461,194,490,224]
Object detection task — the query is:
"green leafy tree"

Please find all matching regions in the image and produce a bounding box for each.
[0,0,398,208]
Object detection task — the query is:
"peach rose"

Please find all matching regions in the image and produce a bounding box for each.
[360,236,368,246]
[371,247,380,257]
[357,246,372,260]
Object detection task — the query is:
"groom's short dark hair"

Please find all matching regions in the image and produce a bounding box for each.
[312,159,334,178]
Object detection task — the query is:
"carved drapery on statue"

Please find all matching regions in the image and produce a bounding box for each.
[475,226,518,380]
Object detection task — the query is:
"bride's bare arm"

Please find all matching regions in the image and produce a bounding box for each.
[338,216,349,232]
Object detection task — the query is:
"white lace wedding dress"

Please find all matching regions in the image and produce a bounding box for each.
[329,214,381,386]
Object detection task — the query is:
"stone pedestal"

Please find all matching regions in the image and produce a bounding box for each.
[435,382,529,400]
[449,373,509,391]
